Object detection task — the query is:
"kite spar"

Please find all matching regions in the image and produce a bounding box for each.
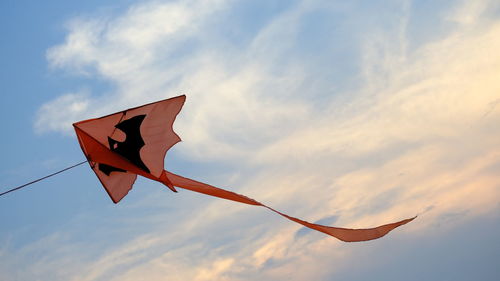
[72,94,415,242]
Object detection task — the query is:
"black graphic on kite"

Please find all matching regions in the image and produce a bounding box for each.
[98,114,150,175]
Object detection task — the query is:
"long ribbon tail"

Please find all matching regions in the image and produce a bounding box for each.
[161,171,415,242]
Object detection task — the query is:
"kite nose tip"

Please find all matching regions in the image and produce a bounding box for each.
[167,185,178,193]
[159,171,178,193]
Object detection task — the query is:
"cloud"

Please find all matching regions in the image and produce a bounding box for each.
[21,0,500,280]
[34,91,90,134]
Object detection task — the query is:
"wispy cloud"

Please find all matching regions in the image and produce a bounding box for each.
[20,0,500,280]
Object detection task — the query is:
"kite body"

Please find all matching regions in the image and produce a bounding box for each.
[73,95,414,242]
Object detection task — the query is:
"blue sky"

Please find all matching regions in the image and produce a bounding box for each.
[1,0,500,280]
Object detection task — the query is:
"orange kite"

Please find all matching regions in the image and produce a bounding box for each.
[73,95,414,242]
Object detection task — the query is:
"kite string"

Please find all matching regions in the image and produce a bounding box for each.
[0,160,88,198]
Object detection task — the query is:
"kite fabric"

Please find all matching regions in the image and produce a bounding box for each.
[73,95,415,242]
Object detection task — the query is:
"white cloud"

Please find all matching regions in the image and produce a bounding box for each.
[35,91,90,135]
[447,0,497,26]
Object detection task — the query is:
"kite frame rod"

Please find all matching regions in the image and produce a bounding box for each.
[0,160,87,198]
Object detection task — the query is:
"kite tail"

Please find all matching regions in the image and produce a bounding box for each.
[161,171,415,242]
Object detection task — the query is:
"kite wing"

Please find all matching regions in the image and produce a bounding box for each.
[73,94,415,241]
[73,95,185,202]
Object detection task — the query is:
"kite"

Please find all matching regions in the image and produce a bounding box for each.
[73,95,415,242]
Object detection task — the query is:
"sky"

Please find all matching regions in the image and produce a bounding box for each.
[1,0,499,280]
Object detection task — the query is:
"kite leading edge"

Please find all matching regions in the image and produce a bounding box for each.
[73,95,415,242]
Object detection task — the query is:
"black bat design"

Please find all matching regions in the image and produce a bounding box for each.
[98,114,150,175]
[98,163,126,175]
